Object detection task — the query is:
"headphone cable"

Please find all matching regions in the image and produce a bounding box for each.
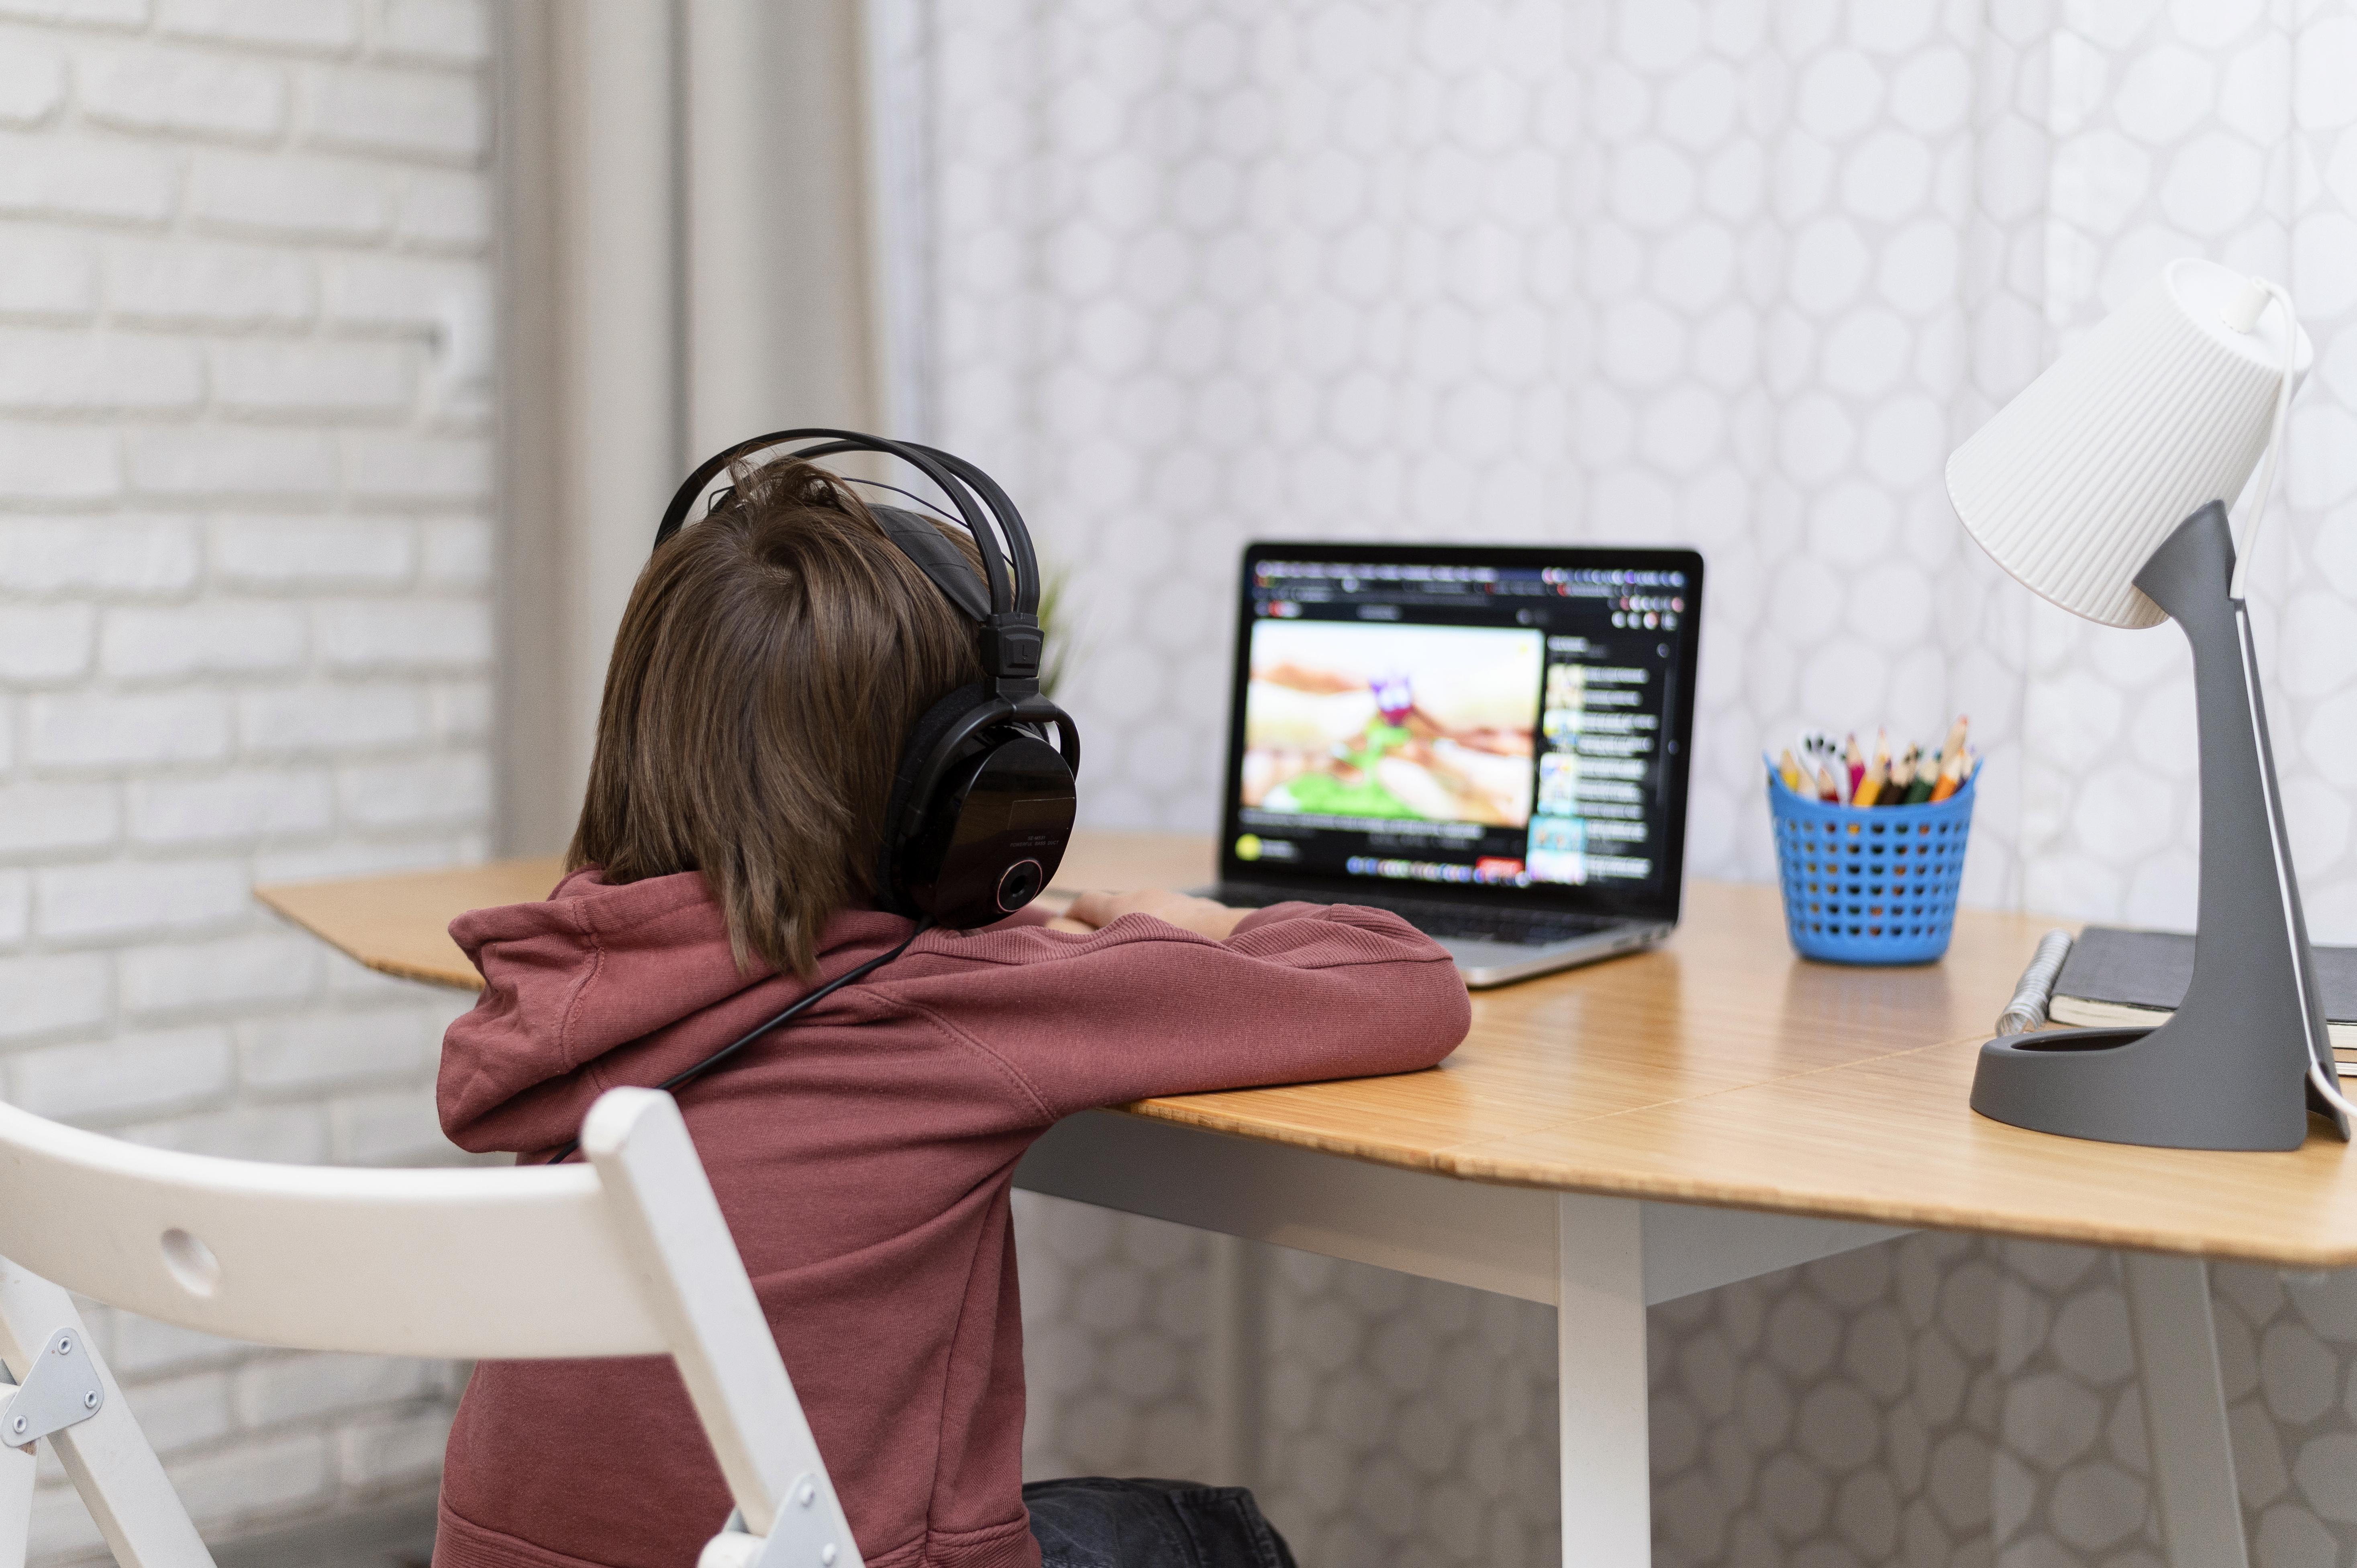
[541,916,936,1166]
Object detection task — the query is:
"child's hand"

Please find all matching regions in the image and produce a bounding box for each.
[1054,889,1249,940]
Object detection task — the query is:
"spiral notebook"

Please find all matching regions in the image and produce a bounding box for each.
[2050,926,2357,1050]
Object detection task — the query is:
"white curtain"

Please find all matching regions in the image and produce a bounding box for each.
[494,0,884,849]
[871,4,2357,1565]
[873,0,2357,935]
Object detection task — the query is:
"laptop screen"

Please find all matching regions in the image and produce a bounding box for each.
[1217,542,1704,920]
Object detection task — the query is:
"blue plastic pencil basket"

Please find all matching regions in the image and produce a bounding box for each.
[1769,770,1976,965]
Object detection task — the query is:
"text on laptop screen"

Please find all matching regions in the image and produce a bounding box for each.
[1228,556,1692,900]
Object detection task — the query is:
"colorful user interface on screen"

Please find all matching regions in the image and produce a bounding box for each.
[1242,622,1542,827]
[1229,558,1690,897]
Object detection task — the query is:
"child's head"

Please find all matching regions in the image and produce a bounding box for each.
[570,456,986,976]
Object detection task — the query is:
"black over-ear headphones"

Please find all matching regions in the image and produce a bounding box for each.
[654,428,1081,930]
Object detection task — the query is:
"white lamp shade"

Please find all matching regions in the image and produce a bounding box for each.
[1946,258,2312,629]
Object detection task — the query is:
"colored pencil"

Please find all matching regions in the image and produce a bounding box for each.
[1887,744,1918,802]
[1928,746,1966,802]
[1855,728,1890,806]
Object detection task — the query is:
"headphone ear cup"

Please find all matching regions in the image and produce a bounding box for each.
[880,684,1079,928]
[918,732,1075,927]
[877,681,994,914]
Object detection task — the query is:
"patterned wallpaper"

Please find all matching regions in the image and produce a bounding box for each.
[877,0,2055,903]
[873,1,2357,1564]
[2016,0,2357,937]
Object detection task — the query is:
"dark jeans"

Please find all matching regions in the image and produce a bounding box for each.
[1024,1477,1298,1568]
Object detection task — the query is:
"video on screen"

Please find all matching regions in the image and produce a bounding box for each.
[1240,620,1543,827]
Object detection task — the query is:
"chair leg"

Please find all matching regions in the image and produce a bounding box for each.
[697,1517,764,1568]
[0,1436,33,1568]
[0,1260,214,1568]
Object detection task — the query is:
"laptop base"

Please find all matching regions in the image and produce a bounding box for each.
[1441,922,1671,988]
[1203,884,1671,989]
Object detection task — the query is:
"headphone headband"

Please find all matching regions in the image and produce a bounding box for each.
[653,428,1035,617]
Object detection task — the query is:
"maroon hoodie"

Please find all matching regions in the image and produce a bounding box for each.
[432,868,1469,1568]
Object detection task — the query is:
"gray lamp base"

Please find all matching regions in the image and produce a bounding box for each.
[1969,502,2351,1151]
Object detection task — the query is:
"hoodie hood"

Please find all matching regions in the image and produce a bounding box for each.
[437,867,913,1154]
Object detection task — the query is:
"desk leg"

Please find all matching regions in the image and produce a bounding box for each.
[1204,1233,1264,1491]
[2122,1254,2248,1568]
[1557,1195,1649,1566]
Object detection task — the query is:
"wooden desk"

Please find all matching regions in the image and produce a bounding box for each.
[252,832,1218,992]
[258,831,2343,1568]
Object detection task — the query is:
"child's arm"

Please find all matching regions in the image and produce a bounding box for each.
[438,895,1466,1156]
[876,899,1471,1120]
[1049,889,1247,939]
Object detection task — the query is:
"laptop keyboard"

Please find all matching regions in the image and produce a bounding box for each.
[1213,885,1616,948]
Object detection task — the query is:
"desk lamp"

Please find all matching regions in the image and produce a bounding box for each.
[1947,257,2350,1150]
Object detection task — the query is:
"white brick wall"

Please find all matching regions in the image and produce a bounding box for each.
[0,2,493,1558]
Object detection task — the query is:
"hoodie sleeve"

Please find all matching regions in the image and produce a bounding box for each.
[874,902,1469,1121]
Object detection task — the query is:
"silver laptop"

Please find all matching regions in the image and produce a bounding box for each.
[1207,542,1705,988]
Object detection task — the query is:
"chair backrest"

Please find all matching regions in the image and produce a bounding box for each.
[0,1099,653,1358]
[0,1088,855,1558]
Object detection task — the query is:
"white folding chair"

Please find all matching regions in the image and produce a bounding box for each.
[0,1087,859,1568]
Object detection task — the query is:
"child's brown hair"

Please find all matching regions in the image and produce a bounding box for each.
[569,456,985,977]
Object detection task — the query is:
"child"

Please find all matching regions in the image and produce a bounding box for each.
[432,455,1470,1568]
